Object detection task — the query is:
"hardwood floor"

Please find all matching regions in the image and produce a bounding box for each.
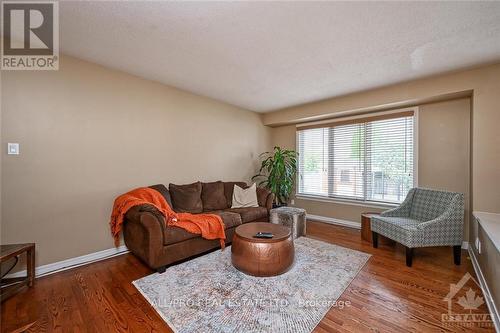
[1,221,495,333]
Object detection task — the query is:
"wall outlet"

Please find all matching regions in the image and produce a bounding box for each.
[290,199,295,205]
[7,143,19,155]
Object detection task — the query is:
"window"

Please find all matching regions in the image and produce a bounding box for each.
[340,169,351,183]
[297,110,415,204]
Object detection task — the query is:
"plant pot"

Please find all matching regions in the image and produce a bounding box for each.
[272,203,288,209]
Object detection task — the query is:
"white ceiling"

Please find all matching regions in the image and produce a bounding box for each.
[60,1,500,112]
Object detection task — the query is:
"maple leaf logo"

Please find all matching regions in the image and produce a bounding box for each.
[457,288,484,310]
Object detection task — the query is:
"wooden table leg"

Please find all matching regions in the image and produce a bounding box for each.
[27,245,35,287]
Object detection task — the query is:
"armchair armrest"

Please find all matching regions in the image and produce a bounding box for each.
[415,194,464,246]
[380,188,416,218]
[416,210,452,230]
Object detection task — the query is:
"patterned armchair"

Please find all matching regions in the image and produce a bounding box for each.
[371,188,464,267]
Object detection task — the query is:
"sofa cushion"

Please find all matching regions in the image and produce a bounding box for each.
[231,183,259,208]
[227,207,268,223]
[206,211,243,229]
[149,184,173,208]
[163,226,199,245]
[223,181,247,208]
[169,182,203,213]
[163,211,241,245]
[202,181,227,211]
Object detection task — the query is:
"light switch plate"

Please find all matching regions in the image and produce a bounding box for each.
[7,143,19,155]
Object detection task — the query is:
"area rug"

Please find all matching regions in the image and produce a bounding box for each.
[133,237,370,333]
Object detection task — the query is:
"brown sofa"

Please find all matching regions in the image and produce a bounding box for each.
[123,181,273,272]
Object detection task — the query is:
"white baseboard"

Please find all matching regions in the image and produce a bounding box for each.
[5,245,129,279]
[307,214,360,229]
[468,248,500,332]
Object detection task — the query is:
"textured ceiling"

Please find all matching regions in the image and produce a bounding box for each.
[59,1,500,112]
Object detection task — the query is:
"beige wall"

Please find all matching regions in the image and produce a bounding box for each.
[1,55,271,268]
[271,98,471,239]
[418,99,471,235]
[264,63,500,218]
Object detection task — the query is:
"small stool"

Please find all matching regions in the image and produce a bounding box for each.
[270,207,306,239]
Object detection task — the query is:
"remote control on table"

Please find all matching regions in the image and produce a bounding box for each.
[254,232,274,239]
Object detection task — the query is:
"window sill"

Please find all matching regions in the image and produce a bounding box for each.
[294,194,398,210]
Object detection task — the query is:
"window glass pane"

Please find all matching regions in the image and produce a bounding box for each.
[366,117,413,203]
[298,128,328,196]
[297,113,414,204]
[329,124,364,199]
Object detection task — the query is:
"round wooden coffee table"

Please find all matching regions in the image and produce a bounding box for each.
[231,222,294,277]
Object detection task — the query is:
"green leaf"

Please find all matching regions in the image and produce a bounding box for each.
[251,145,298,205]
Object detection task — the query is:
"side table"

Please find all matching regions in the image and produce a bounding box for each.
[361,213,394,245]
[1,243,35,302]
[270,206,306,239]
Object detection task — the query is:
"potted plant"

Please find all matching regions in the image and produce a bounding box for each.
[252,146,298,207]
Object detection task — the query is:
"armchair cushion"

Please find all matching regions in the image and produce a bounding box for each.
[371,216,422,248]
[409,189,458,221]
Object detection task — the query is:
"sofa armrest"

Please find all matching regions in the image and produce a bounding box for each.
[257,187,274,212]
[380,188,416,218]
[123,205,166,269]
[265,193,275,212]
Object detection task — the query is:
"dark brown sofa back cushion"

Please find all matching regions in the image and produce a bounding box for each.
[223,181,247,208]
[149,184,173,208]
[202,181,227,211]
[169,182,203,213]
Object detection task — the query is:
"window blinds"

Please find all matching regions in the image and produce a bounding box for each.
[297,111,414,204]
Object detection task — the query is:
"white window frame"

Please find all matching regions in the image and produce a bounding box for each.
[295,107,419,207]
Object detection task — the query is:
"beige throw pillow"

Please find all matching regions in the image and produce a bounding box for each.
[231,183,259,208]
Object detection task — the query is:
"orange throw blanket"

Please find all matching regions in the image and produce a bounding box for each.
[110,187,226,248]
